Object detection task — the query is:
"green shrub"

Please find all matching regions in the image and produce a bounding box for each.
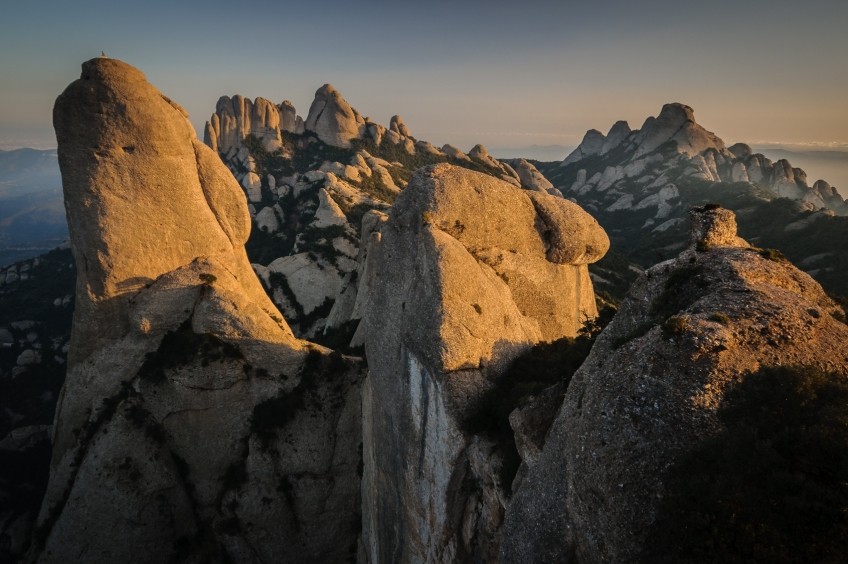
[462,316,608,495]
[708,312,730,325]
[662,315,689,339]
[757,247,788,262]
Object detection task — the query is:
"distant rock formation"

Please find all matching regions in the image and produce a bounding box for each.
[562,129,606,166]
[203,86,533,341]
[558,103,847,214]
[304,84,367,148]
[204,95,305,159]
[360,164,608,562]
[503,206,848,562]
[34,58,363,564]
[631,102,726,158]
[507,158,562,196]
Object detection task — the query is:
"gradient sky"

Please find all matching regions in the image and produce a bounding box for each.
[2,0,847,162]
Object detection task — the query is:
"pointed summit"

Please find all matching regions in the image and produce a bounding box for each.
[304,83,366,147]
[632,102,725,158]
[562,129,606,166]
[600,120,631,155]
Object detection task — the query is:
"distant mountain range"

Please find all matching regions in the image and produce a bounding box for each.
[0,148,66,267]
[753,146,848,196]
[534,103,848,302]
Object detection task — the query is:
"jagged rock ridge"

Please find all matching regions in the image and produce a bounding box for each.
[201,82,550,345]
[537,102,848,304]
[559,103,846,212]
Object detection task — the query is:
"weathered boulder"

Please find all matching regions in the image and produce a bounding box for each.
[389,115,411,138]
[360,164,608,562]
[34,58,363,564]
[503,206,848,563]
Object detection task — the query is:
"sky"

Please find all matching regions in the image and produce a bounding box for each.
[2,0,847,167]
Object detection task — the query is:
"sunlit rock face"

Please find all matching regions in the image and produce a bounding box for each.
[360,164,608,562]
[33,57,363,564]
[304,84,367,149]
[502,206,848,563]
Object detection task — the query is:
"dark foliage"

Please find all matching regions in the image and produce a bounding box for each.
[250,349,349,448]
[462,309,613,495]
[651,264,707,320]
[138,320,245,383]
[643,365,848,563]
[313,319,362,355]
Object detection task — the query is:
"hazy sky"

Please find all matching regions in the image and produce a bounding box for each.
[2,0,847,161]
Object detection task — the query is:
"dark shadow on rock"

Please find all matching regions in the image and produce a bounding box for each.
[643,365,848,564]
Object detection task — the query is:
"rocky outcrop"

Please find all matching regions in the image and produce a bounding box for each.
[600,120,631,155]
[204,95,285,156]
[550,103,845,214]
[562,129,605,166]
[631,103,726,158]
[540,102,848,300]
[34,58,363,564]
[503,206,848,562]
[389,115,411,138]
[508,158,561,195]
[360,164,608,562]
[304,84,367,148]
[554,103,846,216]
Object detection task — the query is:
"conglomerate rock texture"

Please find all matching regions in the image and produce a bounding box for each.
[31,57,363,564]
[502,206,848,563]
[360,164,608,562]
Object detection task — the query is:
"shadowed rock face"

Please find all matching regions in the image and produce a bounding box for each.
[33,58,363,564]
[502,207,848,563]
[360,164,608,562]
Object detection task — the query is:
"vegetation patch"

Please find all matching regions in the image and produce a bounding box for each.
[651,264,707,320]
[708,312,730,325]
[125,402,166,443]
[662,315,689,339]
[138,320,245,383]
[644,365,848,563]
[313,318,362,355]
[756,247,788,262]
[250,349,349,448]
[462,311,612,495]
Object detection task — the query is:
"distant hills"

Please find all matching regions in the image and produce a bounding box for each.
[0,148,66,267]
